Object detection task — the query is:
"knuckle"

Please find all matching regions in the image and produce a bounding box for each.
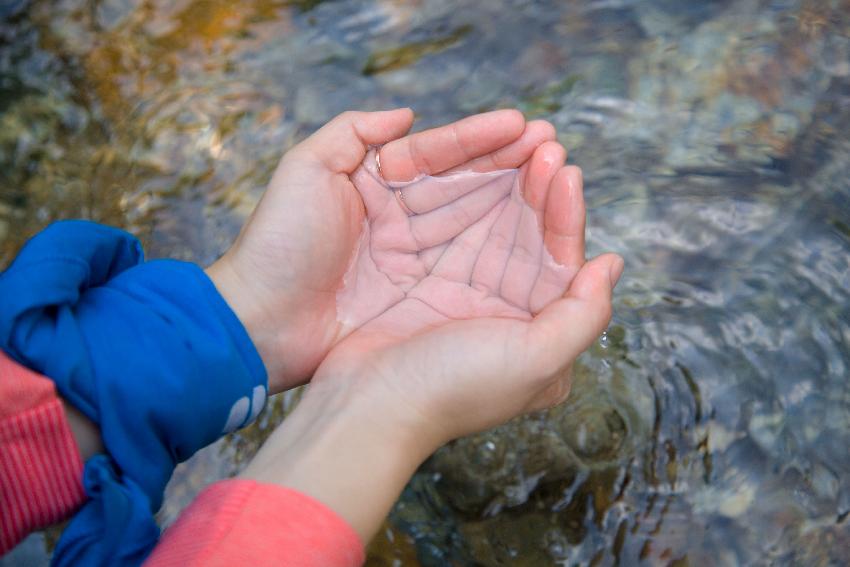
[450,123,472,161]
[330,111,361,130]
[409,135,433,173]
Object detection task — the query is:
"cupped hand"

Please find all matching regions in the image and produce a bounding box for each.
[208,109,557,392]
[314,132,624,445]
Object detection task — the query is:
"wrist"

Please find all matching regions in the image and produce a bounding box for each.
[239,377,435,543]
[206,255,342,393]
[206,255,283,387]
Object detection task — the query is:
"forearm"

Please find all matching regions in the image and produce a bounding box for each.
[239,379,434,543]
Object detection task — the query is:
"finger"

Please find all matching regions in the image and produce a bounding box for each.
[394,169,504,215]
[443,119,557,174]
[521,141,567,211]
[530,254,624,367]
[296,108,414,173]
[498,206,543,310]
[499,142,566,310]
[470,190,523,294]
[396,122,559,215]
[378,109,525,181]
[529,166,586,313]
[543,166,585,266]
[409,169,515,249]
[431,198,507,283]
[350,150,393,219]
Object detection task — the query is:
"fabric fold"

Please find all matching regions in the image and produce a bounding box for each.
[0,221,268,566]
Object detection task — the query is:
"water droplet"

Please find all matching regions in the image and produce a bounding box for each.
[599,330,610,349]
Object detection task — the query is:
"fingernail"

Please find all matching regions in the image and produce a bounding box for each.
[609,256,624,287]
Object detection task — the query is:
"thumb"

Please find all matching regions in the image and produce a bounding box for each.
[296,109,415,173]
[530,253,624,365]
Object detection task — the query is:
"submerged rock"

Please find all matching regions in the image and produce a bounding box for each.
[427,356,654,519]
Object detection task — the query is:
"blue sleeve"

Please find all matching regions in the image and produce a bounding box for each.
[0,220,268,566]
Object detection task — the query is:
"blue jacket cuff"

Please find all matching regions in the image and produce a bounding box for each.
[0,220,269,566]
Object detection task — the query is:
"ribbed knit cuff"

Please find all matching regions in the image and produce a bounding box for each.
[0,352,85,554]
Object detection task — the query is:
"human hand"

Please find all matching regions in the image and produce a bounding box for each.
[315,139,623,446]
[207,109,557,392]
[242,147,622,541]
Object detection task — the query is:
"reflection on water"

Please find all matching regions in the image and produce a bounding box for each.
[2,0,849,564]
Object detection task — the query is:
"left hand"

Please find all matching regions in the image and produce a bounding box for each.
[208,109,557,392]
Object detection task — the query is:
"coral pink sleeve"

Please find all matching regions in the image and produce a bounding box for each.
[0,350,86,555]
[146,479,365,567]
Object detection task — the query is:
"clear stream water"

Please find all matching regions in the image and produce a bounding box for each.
[1,1,849,565]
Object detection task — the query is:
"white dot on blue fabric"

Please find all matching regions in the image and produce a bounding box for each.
[248,385,267,424]
[222,396,250,434]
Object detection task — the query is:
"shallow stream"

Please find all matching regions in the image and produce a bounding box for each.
[2,1,849,564]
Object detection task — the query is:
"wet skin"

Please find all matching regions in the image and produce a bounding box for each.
[208,108,597,394]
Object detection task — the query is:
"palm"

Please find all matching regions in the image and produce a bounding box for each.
[338,138,586,334]
[313,129,590,421]
[337,153,520,330]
